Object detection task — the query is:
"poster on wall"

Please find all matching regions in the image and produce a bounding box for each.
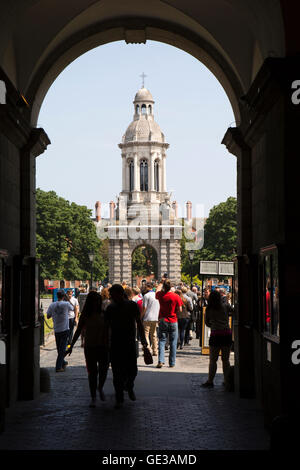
[260,245,280,338]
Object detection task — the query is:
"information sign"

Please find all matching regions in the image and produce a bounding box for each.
[218,261,234,276]
[199,261,219,275]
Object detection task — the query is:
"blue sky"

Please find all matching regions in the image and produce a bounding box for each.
[37,40,236,218]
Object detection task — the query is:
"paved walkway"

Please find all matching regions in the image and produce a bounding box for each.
[0,334,270,451]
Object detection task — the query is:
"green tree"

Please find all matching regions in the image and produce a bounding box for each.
[132,245,158,278]
[200,196,237,260]
[36,189,108,283]
[181,273,203,287]
[181,196,237,276]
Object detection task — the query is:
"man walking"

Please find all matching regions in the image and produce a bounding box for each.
[181,286,194,345]
[155,279,183,368]
[105,284,148,409]
[66,288,79,347]
[47,290,74,372]
[141,282,160,356]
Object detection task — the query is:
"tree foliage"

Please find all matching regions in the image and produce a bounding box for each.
[36,189,108,282]
[181,197,237,276]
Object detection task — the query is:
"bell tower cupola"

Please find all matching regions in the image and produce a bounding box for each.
[118,80,169,205]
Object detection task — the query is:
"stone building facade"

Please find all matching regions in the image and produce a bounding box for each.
[95,86,187,285]
[2,2,300,434]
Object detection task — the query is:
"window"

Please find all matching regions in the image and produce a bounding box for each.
[136,104,140,114]
[129,160,134,191]
[140,159,148,191]
[141,104,147,115]
[154,160,159,191]
[148,105,152,114]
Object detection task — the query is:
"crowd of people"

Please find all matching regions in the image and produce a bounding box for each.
[46,278,234,409]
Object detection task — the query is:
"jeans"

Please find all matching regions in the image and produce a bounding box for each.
[55,329,69,370]
[208,345,231,384]
[177,318,189,347]
[110,343,138,402]
[184,318,193,344]
[158,320,178,366]
[84,346,109,398]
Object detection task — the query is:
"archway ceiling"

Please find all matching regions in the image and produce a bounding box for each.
[1,0,285,122]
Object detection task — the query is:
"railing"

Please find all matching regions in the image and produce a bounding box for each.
[39,304,54,346]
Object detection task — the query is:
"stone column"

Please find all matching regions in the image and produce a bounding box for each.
[159,239,168,279]
[158,160,162,195]
[150,152,155,191]
[121,240,131,284]
[0,81,50,412]
[132,153,139,203]
[168,237,181,284]
[109,239,121,284]
[133,153,138,191]
[161,154,167,192]
[222,126,254,400]
[122,154,126,191]
[19,128,50,401]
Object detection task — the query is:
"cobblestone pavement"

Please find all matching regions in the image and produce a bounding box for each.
[0,333,270,451]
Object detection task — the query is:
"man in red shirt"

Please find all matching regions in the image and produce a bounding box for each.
[155,279,183,368]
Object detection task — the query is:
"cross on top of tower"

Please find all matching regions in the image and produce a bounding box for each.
[140,72,147,88]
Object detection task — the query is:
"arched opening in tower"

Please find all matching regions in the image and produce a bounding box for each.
[131,244,158,286]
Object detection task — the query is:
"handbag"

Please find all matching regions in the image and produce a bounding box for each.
[143,346,153,365]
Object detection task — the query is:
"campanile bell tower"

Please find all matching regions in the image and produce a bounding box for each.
[118,86,169,206]
[96,82,183,286]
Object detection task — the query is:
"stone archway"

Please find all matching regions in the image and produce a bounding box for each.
[27,17,244,127]
[2,0,300,430]
[108,236,181,286]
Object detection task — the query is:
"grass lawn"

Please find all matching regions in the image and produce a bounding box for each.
[40,294,53,299]
[43,314,54,336]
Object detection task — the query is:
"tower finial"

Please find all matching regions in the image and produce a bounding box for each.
[140,72,147,88]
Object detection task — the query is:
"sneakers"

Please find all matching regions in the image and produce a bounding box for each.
[201,381,214,388]
[56,368,65,372]
[169,364,175,368]
[156,362,164,368]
